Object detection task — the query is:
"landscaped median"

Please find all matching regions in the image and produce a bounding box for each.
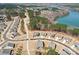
[20,19,26,34]
[0,32,1,42]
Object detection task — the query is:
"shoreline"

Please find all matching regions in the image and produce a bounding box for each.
[40,9,69,24]
[53,11,69,21]
[55,11,79,29]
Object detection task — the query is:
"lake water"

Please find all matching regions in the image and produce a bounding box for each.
[57,11,79,28]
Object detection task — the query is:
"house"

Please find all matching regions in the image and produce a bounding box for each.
[4,42,15,49]
[0,49,11,55]
[0,15,7,23]
[62,48,71,55]
[36,39,44,49]
[60,50,69,55]
[62,37,72,44]
[74,43,79,50]
[48,41,56,49]
[0,42,15,55]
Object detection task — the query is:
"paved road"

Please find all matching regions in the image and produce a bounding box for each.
[0,21,13,47]
[24,10,30,55]
[5,36,79,55]
[0,17,20,47]
[2,19,78,55]
[0,11,79,55]
[3,21,13,40]
[0,41,7,47]
[8,36,79,55]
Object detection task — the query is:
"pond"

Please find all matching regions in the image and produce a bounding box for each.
[57,10,79,28]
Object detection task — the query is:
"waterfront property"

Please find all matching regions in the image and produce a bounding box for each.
[57,11,79,28]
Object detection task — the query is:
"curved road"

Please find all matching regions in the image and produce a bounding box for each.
[0,21,13,47]
[1,20,79,55]
[0,11,79,55]
[7,36,79,55]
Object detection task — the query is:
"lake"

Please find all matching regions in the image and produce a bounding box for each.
[57,10,79,28]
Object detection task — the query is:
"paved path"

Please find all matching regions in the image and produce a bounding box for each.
[0,10,79,55]
[0,17,20,48]
[24,10,30,55]
[9,36,79,55]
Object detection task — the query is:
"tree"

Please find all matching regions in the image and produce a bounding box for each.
[27,10,34,18]
[19,11,26,18]
[42,8,49,10]
[35,10,41,16]
[52,7,60,11]
[70,29,79,36]
[6,14,12,21]
[16,48,22,55]
[6,9,18,17]
[50,23,67,32]
[29,16,49,30]
[47,48,59,55]
[21,19,26,34]
[16,46,23,55]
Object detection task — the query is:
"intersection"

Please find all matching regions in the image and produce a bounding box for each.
[0,9,79,55]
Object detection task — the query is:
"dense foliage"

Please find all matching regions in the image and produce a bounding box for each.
[28,10,79,36]
[30,16,49,30]
[52,7,60,11]
[0,4,17,9]
[69,29,79,36]
[47,48,59,55]
[18,9,26,18]
[27,10,34,18]
[50,23,67,32]
[21,19,26,34]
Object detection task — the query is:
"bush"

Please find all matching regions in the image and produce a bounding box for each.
[47,48,59,55]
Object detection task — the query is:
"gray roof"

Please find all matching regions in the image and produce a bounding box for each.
[62,48,71,55]
[74,43,79,48]
[0,49,11,55]
[36,40,43,49]
[60,51,68,55]
[7,43,14,47]
[64,37,71,41]
[0,15,6,20]
[48,41,56,48]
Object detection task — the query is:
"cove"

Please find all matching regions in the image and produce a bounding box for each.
[57,10,79,28]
